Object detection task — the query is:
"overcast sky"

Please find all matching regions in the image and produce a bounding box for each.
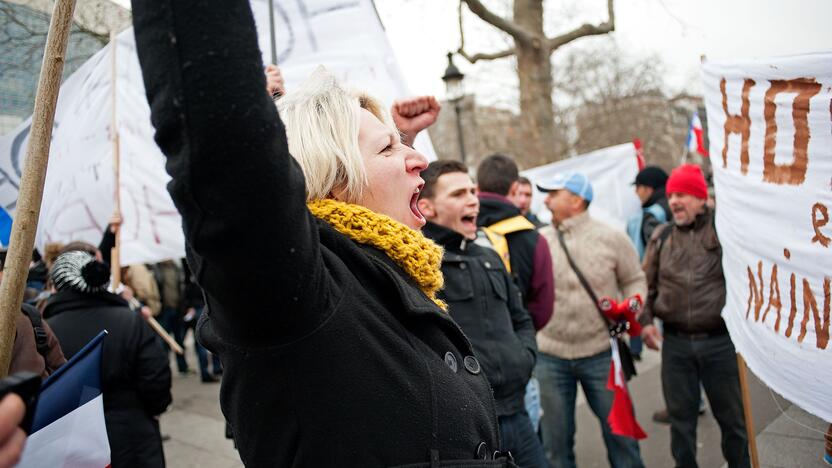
[375,0,832,103]
[107,0,831,105]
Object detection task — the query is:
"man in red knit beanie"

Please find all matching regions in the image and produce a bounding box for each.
[666,164,708,200]
[638,163,750,468]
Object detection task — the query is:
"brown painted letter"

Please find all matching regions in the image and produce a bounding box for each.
[721,78,755,173]
[812,203,830,248]
[762,78,822,185]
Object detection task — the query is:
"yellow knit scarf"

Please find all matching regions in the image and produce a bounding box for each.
[307,199,446,310]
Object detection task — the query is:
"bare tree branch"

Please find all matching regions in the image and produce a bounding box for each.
[457,0,516,64]
[547,0,615,53]
[460,0,535,45]
[457,47,516,63]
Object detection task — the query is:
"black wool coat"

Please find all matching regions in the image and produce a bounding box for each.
[45,291,171,468]
[131,0,512,466]
[423,223,537,418]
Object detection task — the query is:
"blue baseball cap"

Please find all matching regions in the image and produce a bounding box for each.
[536,172,594,203]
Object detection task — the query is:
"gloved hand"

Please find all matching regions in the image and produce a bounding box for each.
[598,294,643,337]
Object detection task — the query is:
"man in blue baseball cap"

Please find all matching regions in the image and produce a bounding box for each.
[536,172,594,224]
[535,171,647,468]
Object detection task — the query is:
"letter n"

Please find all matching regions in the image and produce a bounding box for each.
[747,262,764,321]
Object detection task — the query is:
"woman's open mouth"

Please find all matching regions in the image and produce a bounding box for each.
[410,186,425,223]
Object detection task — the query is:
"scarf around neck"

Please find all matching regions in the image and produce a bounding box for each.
[307,199,446,310]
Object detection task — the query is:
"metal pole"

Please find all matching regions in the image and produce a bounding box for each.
[454,100,466,166]
[267,0,278,64]
[0,0,78,376]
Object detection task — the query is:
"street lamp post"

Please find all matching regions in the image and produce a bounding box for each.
[441,52,466,165]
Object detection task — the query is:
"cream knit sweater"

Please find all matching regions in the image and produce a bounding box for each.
[537,211,647,360]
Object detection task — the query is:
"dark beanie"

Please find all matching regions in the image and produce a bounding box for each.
[633,166,669,189]
[666,164,708,200]
[50,250,110,294]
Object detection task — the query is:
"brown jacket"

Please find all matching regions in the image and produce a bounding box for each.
[639,207,727,333]
[123,264,162,316]
[10,309,66,379]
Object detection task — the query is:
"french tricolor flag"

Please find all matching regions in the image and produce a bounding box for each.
[18,331,111,467]
[686,111,709,157]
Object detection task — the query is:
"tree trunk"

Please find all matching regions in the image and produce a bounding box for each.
[513,0,558,166]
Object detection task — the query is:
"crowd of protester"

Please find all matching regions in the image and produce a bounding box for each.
[1,0,828,467]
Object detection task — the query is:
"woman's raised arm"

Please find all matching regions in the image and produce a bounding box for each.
[132,0,327,337]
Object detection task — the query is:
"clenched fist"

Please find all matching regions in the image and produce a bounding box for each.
[391,96,440,147]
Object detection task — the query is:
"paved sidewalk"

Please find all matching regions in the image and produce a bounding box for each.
[160,347,829,467]
[750,400,829,468]
[160,370,242,468]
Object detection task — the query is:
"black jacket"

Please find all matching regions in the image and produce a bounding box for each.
[640,187,671,246]
[45,291,171,468]
[424,223,537,417]
[131,0,509,466]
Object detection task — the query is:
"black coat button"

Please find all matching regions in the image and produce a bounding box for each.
[475,441,488,459]
[444,352,458,373]
[463,356,481,375]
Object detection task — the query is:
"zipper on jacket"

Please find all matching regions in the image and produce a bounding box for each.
[687,229,694,331]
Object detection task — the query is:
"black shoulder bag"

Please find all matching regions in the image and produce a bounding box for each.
[555,229,637,381]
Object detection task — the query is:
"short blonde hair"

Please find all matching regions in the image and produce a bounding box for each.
[277,67,395,202]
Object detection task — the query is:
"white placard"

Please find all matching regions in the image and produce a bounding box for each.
[702,50,832,422]
[521,143,643,231]
[0,0,434,264]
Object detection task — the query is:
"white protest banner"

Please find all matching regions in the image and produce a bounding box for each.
[0,0,434,265]
[249,0,436,158]
[702,51,832,422]
[521,143,643,230]
[0,32,181,266]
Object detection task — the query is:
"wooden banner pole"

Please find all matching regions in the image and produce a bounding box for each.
[0,0,79,377]
[109,30,122,288]
[737,353,761,468]
[147,316,184,355]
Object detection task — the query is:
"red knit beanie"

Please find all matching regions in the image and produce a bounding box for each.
[666,164,707,199]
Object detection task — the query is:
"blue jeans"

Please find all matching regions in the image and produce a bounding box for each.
[536,351,644,468]
[662,333,749,468]
[629,335,643,357]
[524,377,542,433]
[158,306,188,372]
[499,411,550,468]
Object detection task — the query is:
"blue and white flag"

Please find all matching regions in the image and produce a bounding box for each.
[18,331,111,467]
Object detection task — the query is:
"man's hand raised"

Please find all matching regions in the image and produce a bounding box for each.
[391,96,440,147]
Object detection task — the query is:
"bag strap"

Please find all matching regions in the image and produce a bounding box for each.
[480,215,537,272]
[480,227,512,272]
[486,215,536,235]
[20,303,50,358]
[555,229,613,329]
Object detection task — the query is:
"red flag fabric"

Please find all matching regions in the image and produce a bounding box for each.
[606,341,647,440]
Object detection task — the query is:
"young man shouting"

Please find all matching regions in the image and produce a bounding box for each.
[419,160,549,468]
